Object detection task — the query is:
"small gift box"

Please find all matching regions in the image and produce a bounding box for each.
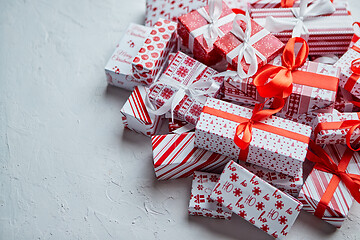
[132,18,177,85]
[298,143,360,228]
[178,1,235,66]
[211,161,302,239]
[250,1,354,55]
[195,98,312,177]
[313,110,360,146]
[334,88,360,113]
[189,171,232,219]
[334,40,360,99]
[248,0,349,9]
[105,23,152,90]
[147,51,223,126]
[151,132,230,180]
[121,86,164,136]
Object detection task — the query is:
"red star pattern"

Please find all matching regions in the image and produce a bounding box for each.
[255,202,265,211]
[194,205,201,211]
[216,197,224,205]
[197,185,204,191]
[216,208,223,214]
[278,216,288,225]
[252,187,261,196]
[238,210,247,218]
[184,57,195,67]
[260,224,269,232]
[176,66,189,77]
[230,173,239,182]
[160,88,174,100]
[233,188,242,197]
[275,200,284,210]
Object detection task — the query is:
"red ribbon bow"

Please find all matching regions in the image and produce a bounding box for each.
[351,58,360,75]
[281,0,295,7]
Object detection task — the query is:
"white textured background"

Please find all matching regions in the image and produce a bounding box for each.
[1,0,360,239]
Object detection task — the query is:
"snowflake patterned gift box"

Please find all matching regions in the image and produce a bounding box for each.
[298,143,360,228]
[334,40,360,99]
[120,86,164,137]
[194,98,312,177]
[147,51,223,126]
[151,132,231,180]
[189,171,232,219]
[177,0,235,66]
[105,23,152,90]
[210,161,302,239]
[131,18,177,86]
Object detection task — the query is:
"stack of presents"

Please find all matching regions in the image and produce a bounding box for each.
[105,0,360,238]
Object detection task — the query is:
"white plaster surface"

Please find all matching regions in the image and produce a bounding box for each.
[1,0,360,239]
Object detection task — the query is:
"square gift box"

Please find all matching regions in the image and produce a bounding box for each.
[189,171,232,219]
[105,23,152,90]
[194,98,312,177]
[151,132,230,180]
[132,18,177,85]
[211,161,302,239]
[148,51,223,126]
[121,86,164,136]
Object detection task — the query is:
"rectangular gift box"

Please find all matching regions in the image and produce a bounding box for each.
[132,18,177,85]
[189,171,232,219]
[120,86,164,136]
[250,6,354,55]
[313,110,360,145]
[148,51,223,125]
[151,132,230,180]
[335,87,360,113]
[195,98,312,177]
[223,60,340,116]
[178,1,235,66]
[334,40,360,99]
[298,144,360,228]
[211,161,302,239]
[214,16,284,71]
[105,23,152,90]
[248,0,349,9]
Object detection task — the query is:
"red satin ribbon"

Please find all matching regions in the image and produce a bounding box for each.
[344,57,360,93]
[281,0,295,7]
[306,141,360,219]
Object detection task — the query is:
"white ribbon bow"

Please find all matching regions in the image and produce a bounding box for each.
[265,0,336,40]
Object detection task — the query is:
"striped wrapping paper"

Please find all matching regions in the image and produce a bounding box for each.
[298,144,360,228]
[250,6,354,55]
[248,0,349,9]
[151,132,231,180]
[120,86,163,137]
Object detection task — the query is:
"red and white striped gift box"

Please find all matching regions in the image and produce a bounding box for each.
[188,171,232,219]
[248,0,348,9]
[121,86,163,136]
[298,144,360,228]
[250,6,354,55]
[151,132,231,180]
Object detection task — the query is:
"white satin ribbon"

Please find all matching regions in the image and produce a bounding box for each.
[312,54,339,65]
[188,0,235,52]
[265,0,336,40]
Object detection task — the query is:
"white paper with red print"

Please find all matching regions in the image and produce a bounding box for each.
[313,111,360,145]
[334,87,360,113]
[120,86,163,136]
[211,161,302,239]
[334,40,360,99]
[148,51,223,125]
[105,23,152,90]
[298,144,360,228]
[195,98,312,177]
[189,171,232,219]
[151,132,231,180]
[248,0,349,9]
[132,18,177,85]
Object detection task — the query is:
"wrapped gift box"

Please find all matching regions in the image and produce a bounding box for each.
[189,171,232,219]
[335,88,360,113]
[298,144,360,228]
[334,40,360,99]
[313,110,360,145]
[248,0,349,9]
[148,51,223,125]
[132,18,177,85]
[178,1,235,65]
[250,5,354,55]
[105,23,152,90]
[195,98,312,177]
[152,132,230,180]
[214,16,284,72]
[121,86,164,136]
[211,161,302,239]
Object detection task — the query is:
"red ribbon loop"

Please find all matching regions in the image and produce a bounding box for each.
[351,58,360,75]
[281,0,295,8]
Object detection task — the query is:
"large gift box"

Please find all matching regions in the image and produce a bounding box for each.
[298,143,360,228]
[194,98,312,177]
[178,1,235,65]
[148,51,223,125]
[105,23,152,90]
[121,86,164,136]
[151,132,230,180]
[132,18,177,85]
[189,171,232,219]
[250,2,354,55]
[248,0,349,9]
[334,40,360,99]
[211,161,302,239]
